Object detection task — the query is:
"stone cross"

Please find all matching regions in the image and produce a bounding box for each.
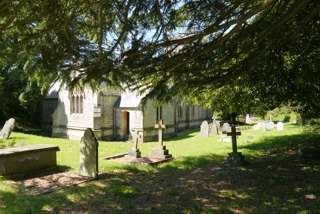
[227,124,241,154]
[151,119,172,159]
[80,128,99,178]
[128,129,142,158]
[155,119,166,146]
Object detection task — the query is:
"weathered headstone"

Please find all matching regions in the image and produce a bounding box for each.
[200,121,210,137]
[245,114,251,124]
[222,123,231,133]
[209,123,218,136]
[0,118,15,140]
[128,129,143,158]
[276,122,284,131]
[80,128,99,178]
[211,119,220,135]
[150,120,172,159]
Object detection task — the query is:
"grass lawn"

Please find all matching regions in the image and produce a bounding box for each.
[0,124,319,213]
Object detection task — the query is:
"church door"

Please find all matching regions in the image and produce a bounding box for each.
[120,111,130,138]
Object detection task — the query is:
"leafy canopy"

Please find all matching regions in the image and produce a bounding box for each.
[0,0,319,116]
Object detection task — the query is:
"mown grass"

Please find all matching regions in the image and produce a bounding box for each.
[0,124,319,213]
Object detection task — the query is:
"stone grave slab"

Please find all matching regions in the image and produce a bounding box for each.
[0,144,60,176]
[106,155,174,165]
[107,120,173,165]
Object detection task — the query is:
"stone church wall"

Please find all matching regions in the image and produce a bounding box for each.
[52,87,94,139]
[49,84,210,142]
[142,100,209,141]
[97,94,120,140]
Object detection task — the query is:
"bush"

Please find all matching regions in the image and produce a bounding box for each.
[265,106,297,123]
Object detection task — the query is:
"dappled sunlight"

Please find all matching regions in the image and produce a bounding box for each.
[0,126,319,212]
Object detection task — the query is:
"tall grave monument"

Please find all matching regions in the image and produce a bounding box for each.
[150,120,172,159]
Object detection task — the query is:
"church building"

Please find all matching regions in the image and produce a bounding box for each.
[42,82,211,141]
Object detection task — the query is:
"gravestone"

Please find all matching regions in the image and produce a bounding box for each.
[226,124,245,165]
[211,120,220,135]
[80,128,99,178]
[265,121,274,131]
[150,120,172,159]
[276,122,284,131]
[222,123,231,133]
[253,124,260,130]
[245,114,251,124]
[0,118,15,140]
[128,129,143,158]
[200,121,210,137]
[208,123,218,136]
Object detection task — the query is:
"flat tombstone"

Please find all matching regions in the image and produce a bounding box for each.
[0,118,15,140]
[222,123,231,133]
[80,128,99,178]
[200,121,209,137]
[276,122,284,131]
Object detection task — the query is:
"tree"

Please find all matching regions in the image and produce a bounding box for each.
[0,0,319,119]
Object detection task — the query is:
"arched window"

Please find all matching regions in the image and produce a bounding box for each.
[70,92,85,114]
[75,96,79,113]
[79,95,84,113]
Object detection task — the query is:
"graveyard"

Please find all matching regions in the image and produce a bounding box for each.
[0,1,319,213]
[0,122,319,213]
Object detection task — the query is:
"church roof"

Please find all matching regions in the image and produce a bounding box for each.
[119,90,144,109]
[46,81,61,99]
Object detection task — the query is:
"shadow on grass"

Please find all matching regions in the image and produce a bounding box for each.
[239,132,320,159]
[1,143,320,214]
[15,125,50,137]
[5,165,72,181]
[166,128,199,142]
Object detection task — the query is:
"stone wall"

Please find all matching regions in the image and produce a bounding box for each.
[49,85,210,141]
[142,100,210,141]
[52,86,94,139]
